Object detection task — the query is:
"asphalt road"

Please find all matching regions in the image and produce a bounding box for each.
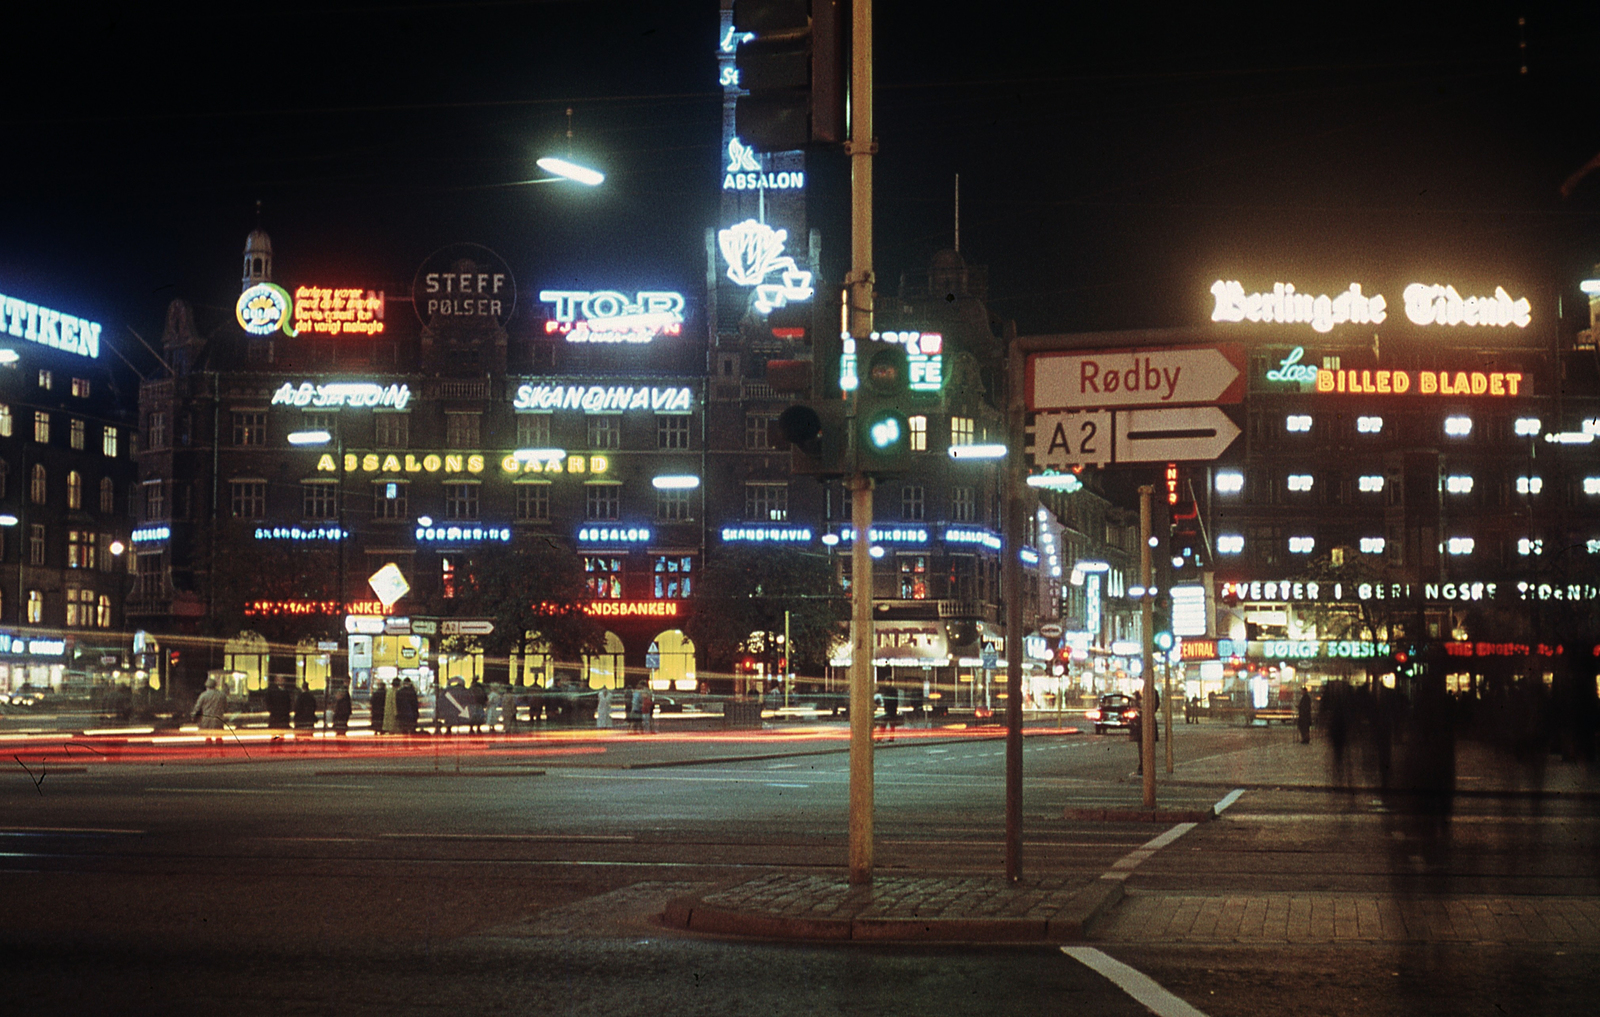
[2,721,1595,1016]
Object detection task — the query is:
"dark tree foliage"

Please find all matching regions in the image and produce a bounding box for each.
[198,519,343,644]
[687,543,844,676]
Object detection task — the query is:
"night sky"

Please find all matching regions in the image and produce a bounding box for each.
[3,1,1599,369]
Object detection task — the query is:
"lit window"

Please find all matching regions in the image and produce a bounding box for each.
[1358,475,1385,493]
[26,589,43,623]
[585,556,623,599]
[1217,534,1244,554]
[1518,538,1542,556]
[1215,471,1244,494]
[1288,536,1315,554]
[34,411,50,444]
[1447,537,1475,555]
[1286,474,1313,492]
[1514,417,1541,437]
[71,377,90,398]
[38,369,52,390]
[1516,476,1543,495]
[950,416,974,446]
[102,426,118,457]
[0,404,10,436]
[1445,475,1474,494]
[909,415,928,452]
[1360,537,1386,554]
[1586,478,1600,496]
[374,481,407,520]
[1285,415,1312,433]
[70,418,85,450]
[1444,416,1472,437]
[1356,416,1383,433]
[653,556,693,599]
[67,470,82,509]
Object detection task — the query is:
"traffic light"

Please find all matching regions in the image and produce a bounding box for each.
[773,399,847,476]
[1170,498,1200,566]
[856,340,911,474]
[169,650,181,666]
[733,0,846,151]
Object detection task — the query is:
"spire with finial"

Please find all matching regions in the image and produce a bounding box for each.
[242,200,273,291]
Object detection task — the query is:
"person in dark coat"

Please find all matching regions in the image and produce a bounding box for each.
[332,686,352,734]
[369,681,387,734]
[397,678,420,734]
[264,677,292,730]
[469,679,488,734]
[293,683,319,731]
[1297,688,1314,744]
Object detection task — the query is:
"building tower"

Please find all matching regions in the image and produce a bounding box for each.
[242,224,273,291]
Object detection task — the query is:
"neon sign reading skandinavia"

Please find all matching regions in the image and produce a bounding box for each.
[272,381,411,409]
[0,292,102,359]
[537,290,685,343]
[512,383,693,413]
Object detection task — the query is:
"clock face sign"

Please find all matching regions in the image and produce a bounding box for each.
[412,243,516,329]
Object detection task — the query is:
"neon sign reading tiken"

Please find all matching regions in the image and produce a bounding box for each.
[537,290,685,343]
[513,384,693,413]
[0,291,102,359]
[293,287,386,336]
[272,381,411,409]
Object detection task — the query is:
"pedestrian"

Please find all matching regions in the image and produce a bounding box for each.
[264,676,292,732]
[398,678,420,734]
[332,685,352,734]
[627,683,643,734]
[640,684,655,734]
[382,679,402,734]
[596,685,612,728]
[294,682,319,732]
[486,685,503,733]
[469,678,487,734]
[193,677,227,743]
[1297,687,1313,744]
[370,680,388,734]
[882,683,899,738]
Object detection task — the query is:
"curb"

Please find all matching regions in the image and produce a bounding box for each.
[1062,807,1214,823]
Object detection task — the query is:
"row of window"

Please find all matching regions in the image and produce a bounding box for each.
[1216,469,1600,505]
[3,526,123,571]
[0,462,119,512]
[3,587,114,627]
[1254,412,1590,443]
[1214,532,1599,561]
[217,410,693,452]
[27,369,94,398]
[743,413,977,451]
[0,404,120,454]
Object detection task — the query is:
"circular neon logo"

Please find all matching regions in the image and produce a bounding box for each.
[236,283,296,336]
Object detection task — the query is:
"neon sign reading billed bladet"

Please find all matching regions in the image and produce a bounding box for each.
[537,290,685,344]
[718,219,814,313]
[1211,279,1531,332]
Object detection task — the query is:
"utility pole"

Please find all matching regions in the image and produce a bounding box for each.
[1139,485,1157,806]
[1002,344,1025,879]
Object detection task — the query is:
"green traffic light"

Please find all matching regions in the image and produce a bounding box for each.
[868,415,902,449]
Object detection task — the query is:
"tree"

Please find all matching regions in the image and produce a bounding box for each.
[197,519,343,645]
[688,543,844,677]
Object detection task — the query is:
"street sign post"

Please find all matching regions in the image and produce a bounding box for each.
[441,619,495,636]
[1031,406,1240,466]
[1028,344,1244,411]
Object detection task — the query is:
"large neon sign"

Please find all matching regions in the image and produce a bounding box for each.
[722,138,805,192]
[1213,279,1532,332]
[237,283,296,337]
[319,452,488,475]
[0,292,103,359]
[1315,368,1524,396]
[584,600,680,618]
[512,383,693,413]
[415,525,511,543]
[273,381,411,409]
[293,287,386,336]
[537,290,685,344]
[577,526,652,544]
[840,331,944,393]
[1403,284,1530,328]
[721,527,813,542]
[718,219,814,314]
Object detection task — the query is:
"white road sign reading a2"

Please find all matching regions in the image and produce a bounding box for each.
[1032,410,1113,467]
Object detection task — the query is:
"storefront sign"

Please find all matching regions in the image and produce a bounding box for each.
[1315,368,1524,396]
[537,290,685,343]
[254,526,348,541]
[272,381,412,409]
[293,287,386,336]
[722,137,806,191]
[248,599,384,616]
[132,526,170,542]
[321,452,488,475]
[584,601,680,618]
[237,283,296,337]
[512,383,694,413]
[718,219,814,314]
[721,527,813,542]
[577,526,652,544]
[1213,638,1391,660]
[499,451,608,475]
[0,633,66,656]
[412,243,515,327]
[1444,641,1563,658]
[415,525,511,543]
[0,291,103,359]
[836,527,929,544]
[944,528,1002,550]
[1222,578,1600,604]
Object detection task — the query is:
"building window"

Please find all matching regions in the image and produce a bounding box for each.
[302,481,338,520]
[26,589,43,624]
[585,556,623,598]
[67,471,82,510]
[909,415,928,452]
[585,483,620,521]
[950,415,974,447]
[0,404,10,437]
[744,413,776,450]
[375,412,409,449]
[66,588,96,628]
[657,487,691,522]
[97,594,112,628]
[135,552,163,599]
[658,414,691,449]
[446,412,481,447]
[901,484,925,521]
[98,477,114,515]
[654,556,693,598]
[30,524,45,566]
[37,369,52,390]
[31,464,46,504]
[515,482,550,521]
[98,533,115,572]
[70,417,85,450]
[443,482,479,521]
[515,413,550,448]
[374,480,408,520]
[898,555,929,599]
[102,426,118,457]
[143,480,165,521]
[951,486,975,522]
[34,411,50,444]
[146,411,166,449]
[745,482,788,522]
[440,556,456,599]
[587,414,620,450]
[231,411,267,446]
[71,377,91,398]
[227,481,265,519]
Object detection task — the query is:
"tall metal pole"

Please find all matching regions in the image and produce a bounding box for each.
[1002,345,1025,880]
[1139,485,1157,807]
[1164,647,1174,774]
[846,0,877,886]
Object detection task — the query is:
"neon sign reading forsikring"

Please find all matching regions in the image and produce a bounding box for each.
[416,525,511,543]
[513,383,693,413]
[293,287,386,336]
[0,292,102,359]
[538,290,685,343]
[272,381,411,410]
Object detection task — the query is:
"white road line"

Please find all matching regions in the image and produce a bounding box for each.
[1212,788,1244,815]
[765,782,810,788]
[1061,947,1211,1017]
[380,832,634,842]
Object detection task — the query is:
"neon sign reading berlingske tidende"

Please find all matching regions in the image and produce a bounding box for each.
[1403,284,1530,328]
[512,383,693,413]
[718,219,814,313]
[1211,280,1386,333]
[272,381,412,410]
[0,291,102,359]
[537,290,685,343]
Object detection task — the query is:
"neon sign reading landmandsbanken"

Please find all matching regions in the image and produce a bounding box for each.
[537,290,685,344]
[512,383,693,413]
[1211,279,1532,332]
[272,381,412,409]
[0,292,102,359]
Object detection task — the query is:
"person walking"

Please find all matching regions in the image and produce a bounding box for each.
[1297,687,1314,744]
[469,679,488,734]
[264,676,292,733]
[369,681,387,734]
[486,685,503,733]
[293,682,319,733]
[332,685,352,734]
[193,677,228,743]
[382,680,402,734]
[596,685,612,729]
[397,678,419,734]
[626,683,643,734]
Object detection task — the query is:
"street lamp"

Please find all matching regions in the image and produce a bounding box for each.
[534,156,605,187]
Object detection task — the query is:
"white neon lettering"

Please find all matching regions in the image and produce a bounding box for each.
[0,292,103,360]
[1211,280,1386,333]
[512,384,692,413]
[1403,283,1531,328]
[271,381,411,410]
[718,220,814,313]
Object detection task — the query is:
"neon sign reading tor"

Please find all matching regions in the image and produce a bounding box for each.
[0,292,102,359]
[538,290,685,344]
[293,287,386,336]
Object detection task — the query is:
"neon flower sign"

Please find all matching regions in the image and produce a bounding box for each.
[293,287,386,336]
[0,291,103,359]
[537,290,685,344]
[237,283,297,337]
[718,219,814,313]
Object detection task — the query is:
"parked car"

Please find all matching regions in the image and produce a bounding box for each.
[1086,693,1136,734]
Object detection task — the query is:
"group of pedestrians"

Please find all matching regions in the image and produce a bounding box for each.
[368,678,421,733]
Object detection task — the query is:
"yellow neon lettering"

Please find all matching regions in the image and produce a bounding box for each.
[1316,369,1334,392]
[1377,371,1391,393]
[1453,371,1469,393]
[1419,371,1437,394]
[403,454,421,472]
[363,454,380,471]
[500,454,519,473]
[423,454,441,472]
[467,454,484,474]
[1471,372,1488,395]
[589,455,608,474]
[343,453,357,471]
[444,455,464,473]
[316,454,337,472]
[1506,373,1521,395]
[568,456,585,473]
[1490,373,1504,395]
[1392,371,1410,394]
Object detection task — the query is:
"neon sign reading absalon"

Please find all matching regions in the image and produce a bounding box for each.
[512,384,693,413]
[538,290,685,343]
[0,292,102,359]
[273,381,412,409]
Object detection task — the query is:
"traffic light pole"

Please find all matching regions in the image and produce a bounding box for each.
[846,0,876,887]
[1002,344,1026,880]
[1140,485,1157,807]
